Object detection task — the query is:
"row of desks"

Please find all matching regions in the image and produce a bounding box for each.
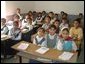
[11,41,78,63]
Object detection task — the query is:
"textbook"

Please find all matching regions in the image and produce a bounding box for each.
[36,47,49,54]
[17,43,29,50]
[58,52,74,60]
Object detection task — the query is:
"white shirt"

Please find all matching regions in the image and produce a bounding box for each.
[8,28,22,40]
[42,23,50,30]
[57,39,77,51]
[33,35,46,46]
[6,21,13,30]
[42,34,59,49]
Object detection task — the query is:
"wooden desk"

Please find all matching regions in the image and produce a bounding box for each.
[12,41,78,63]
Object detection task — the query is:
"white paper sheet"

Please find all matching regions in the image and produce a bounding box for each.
[58,52,74,60]
[36,47,49,54]
[17,43,29,50]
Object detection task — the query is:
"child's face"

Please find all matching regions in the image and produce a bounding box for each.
[25,15,29,19]
[13,22,18,29]
[49,27,56,35]
[62,30,69,39]
[62,19,67,24]
[1,21,5,26]
[37,29,44,37]
[49,13,53,18]
[54,21,59,28]
[74,21,79,28]
[45,17,50,24]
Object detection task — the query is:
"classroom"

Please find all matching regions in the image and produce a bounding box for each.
[1,1,84,63]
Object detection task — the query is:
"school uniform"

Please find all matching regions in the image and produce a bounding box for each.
[7,28,22,55]
[42,34,58,49]
[1,25,9,35]
[59,23,69,30]
[6,20,13,30]
[33,35,46,46]
[42,23,50,30]
[32,16,43,26]
[57,36,77,52]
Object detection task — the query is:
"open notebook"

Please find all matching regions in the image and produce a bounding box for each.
[36,47,49,54]
[17,43,29,50]
[58,52,74,60]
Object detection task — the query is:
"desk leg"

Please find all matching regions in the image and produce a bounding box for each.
[19,56,22,63]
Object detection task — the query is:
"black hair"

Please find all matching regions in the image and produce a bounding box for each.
[45,16,51,20]
[74,18,81,24]
[37,27,45,33]
[62,28,69,33]
[1,18,6,22]
[49,25,56,30]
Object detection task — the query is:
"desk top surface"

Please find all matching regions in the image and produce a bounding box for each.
[12,41,78,63]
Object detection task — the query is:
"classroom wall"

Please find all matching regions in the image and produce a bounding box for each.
[5,1,84,16]
[6,1,35,16]
[34,1,84,15]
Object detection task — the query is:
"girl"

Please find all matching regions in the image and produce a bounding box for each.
[53,19,60,34]
[59,18,69,30]
[33,12,43,26]
[42,25,58,49]
[57,27,77,52]
[15,8,23,21]
[69,18,83,49]
[42,16,51,32]
[33,27,46,46]
[1,18,9,35]
[7,21,22,55]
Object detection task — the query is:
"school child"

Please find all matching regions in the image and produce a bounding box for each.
[69,18,83,49]
[78,13,84,29]
[1,18,9,35]
[4,21,22,56]
[50,13,59,24]
[42,11,47,20]
[42,16,51,32]
[34,12,43,25]
[33,27,46,46]
[53,19,60,34]
[15,8,23,21]
[21,14,30,29]
[42,25,58,49]
[57,27,77,52]
[59,18,69,30]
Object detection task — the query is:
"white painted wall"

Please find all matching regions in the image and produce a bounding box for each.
[6,1,35,16]
[5,1,84,16]
[34,1,84,15]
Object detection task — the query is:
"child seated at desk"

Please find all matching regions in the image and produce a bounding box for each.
[1,18,9,35]
[42,25,58,49]
[33,27,46,46]
[57,27,77,52]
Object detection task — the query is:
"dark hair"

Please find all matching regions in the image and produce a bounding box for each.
[62,28,69,33]
[79,13,83,16]
[16,8,20,11]
[45,16,51,20]
[13,14,20,19]
[49,25,56,30]
[1,18,6,22]
[74,18,81,24]
[37,27,45,33]
[55,19,60,22]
